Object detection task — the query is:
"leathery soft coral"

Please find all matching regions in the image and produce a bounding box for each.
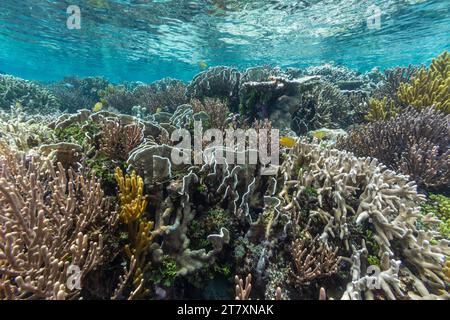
[0,141,117,299]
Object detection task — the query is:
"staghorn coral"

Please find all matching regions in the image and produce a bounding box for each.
[365,97,399,122]
[397,51,450,114]
[277,140,450,299]
[371,65,419,111]
[337,107,449,191]
[0,144,116,299]
[289,237,340,286]
[341,246,404,300]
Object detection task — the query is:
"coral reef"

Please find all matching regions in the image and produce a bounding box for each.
[0,143,117,299]
[0,55,448,300]
[0,75,60,114]
[133,78,188,114]
[186,66,241,110]
[48,76,109,113]
[398,51,450,114]
[289,237,340,287]
[337,107,449,191]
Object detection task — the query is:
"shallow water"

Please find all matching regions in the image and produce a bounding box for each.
[0,0,449,82]
[0,1,449,302]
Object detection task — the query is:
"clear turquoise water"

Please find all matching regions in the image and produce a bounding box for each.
[0,0,449,83]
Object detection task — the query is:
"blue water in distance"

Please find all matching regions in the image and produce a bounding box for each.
[0,0,449,83]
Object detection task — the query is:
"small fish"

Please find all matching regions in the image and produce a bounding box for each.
[198,60,208,70]
[92,102,103,112]
[155,107,162,113]
[64,83,74,89]
[312,131,327,140]
[279,136,297,148]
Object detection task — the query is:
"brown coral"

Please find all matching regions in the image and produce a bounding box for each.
[99,119,143,161]
[289,237,340,286]
[190,97,230,129]
[235,274,252,300]
[337,107,450,191]
[0,144,116,299]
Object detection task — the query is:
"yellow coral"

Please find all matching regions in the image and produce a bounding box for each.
[365,97,399,122]
[115,167,148,224]
[444,260,450,283]
[124,219,154,265]
[115,168,151,297]
[397,51,450,114]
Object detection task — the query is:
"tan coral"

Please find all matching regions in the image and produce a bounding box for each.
[0,144,115,300]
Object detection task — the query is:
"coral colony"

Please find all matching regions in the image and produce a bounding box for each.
[0,51,449,301]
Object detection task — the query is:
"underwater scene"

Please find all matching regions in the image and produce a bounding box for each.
[0,0,449,301]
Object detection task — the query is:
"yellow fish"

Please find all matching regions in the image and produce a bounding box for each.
[279,136,297,148]
[312,131,327,140]
[198,60,208,70]
[93,102,103,112]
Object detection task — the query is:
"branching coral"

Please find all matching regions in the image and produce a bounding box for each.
[190,97,230,130]
[48,76,109,113]
[276,140,449,299]
[100,119,143,161]
[397,51,450,114]
[375,66,419,99]
[0,143,116,299]
[365,97,399,122]
[0,75,60,114]
[235,274,252,300]
[115,168,156,298]
[100,84,138,114]
[133,78,187,114]
[337,107,449,191]
[0,106,57,152]
[289,237,340,286]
